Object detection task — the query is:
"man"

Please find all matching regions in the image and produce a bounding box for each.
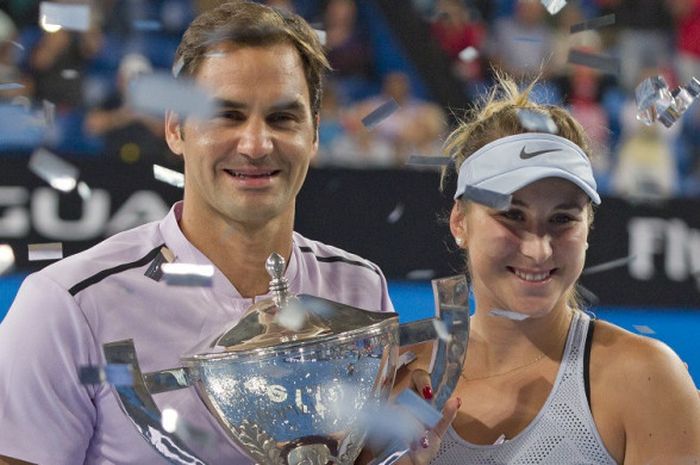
[0,2,394,464]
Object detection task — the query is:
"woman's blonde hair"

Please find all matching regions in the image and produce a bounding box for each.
[445,71,595,310]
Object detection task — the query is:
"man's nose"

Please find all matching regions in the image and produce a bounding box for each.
[520,232,553,264]
[237,118,273,159]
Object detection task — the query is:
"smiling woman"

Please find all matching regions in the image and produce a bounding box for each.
[392,73,700,465]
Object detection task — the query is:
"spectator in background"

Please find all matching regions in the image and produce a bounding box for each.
[84,53,171,165]
[597,0,674,91]
[611,67,682,201]
[668,0,700,84]
[324,0,375,104]
[347,71,447,165]
[486,1,554,79]
[29,18,103,109]
[0,9,33,103]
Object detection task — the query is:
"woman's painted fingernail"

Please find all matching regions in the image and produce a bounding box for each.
[422,386,433,400]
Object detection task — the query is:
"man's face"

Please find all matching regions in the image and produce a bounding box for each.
[166,42,318,228]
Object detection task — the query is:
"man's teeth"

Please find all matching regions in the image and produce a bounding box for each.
[229,171,274,178]
[513,269,550,282]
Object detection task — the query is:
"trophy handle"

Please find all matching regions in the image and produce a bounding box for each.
[398,274,470,411]
[103,339,208,465]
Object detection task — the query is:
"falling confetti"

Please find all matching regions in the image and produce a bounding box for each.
[27,242,63,261]
[362,98,400,129]
[161,263,214,287]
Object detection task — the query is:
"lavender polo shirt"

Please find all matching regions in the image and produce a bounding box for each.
[0,202,394,465]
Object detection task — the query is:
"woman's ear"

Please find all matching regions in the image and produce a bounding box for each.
[165,110,184,155]
[449,202,467,246]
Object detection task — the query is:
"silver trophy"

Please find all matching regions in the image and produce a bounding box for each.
[99,253,469,465]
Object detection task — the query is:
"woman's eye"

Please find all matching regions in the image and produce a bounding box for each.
[551,214,575,224]
[500,210,524,221]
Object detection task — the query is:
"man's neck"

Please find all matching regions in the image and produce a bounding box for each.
[179,205,295,299]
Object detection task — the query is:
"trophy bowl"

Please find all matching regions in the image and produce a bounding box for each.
[98,253,469,465]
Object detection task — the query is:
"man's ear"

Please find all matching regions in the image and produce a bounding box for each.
[165,110,184,155]
[449,202,467,244]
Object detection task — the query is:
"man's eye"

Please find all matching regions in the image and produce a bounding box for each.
[269,113,297,124]
[217,111,244,121]
[500,210,524,221]
[551,214,575,224]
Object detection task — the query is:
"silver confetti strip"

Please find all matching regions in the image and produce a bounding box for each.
[43,100,56,128]
[516,108,558,134]
[576,283,599,306]
[635,75,673,126]
[458,46,479,62]
[77,181,92,200]
[8,40,25,51]
[633,325,655,335]
[314,29,327,46]
[128,73,216,120]
[27,242,63,261]
[541,0,567,15]
[39,2,91,32]
[153,164,185,188]
[394,389,442,428]
[0,82,24,91]
[582,255,636,275]
[567,50,620,75]
[459,185,512,210]
[132,19,163,31]
[28,148,80,192]
[0,244,15,276]
[144,246,175,282]
[489,308,530,321]
[162,263,214,287]
[406,155,452,167]
[405,269,436,280]
[570,14,616,33]
[362,98,400,129]
[79,364,134,386]
[397,351,417,370]
[387,203,405,224]
[172,57,185,78]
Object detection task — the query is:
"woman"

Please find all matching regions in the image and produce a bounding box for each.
[393,75,700,465]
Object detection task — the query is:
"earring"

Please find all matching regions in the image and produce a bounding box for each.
[584,243,589,250]
[455,237,464,247]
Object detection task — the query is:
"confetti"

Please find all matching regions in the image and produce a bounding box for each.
[635,76,673,126]
[153,164,184,188]
[8,40,24,51]
[540,0,567,15]
[128,73,216,120]
[570,14,616,33]
[0,244,15,275]
[79,364,133,386]
[394,389,442,428]
[60,69,79,80]
[0,82,24,91]
[489,308,530,321]
[397,351,417,370]
[43,100,56,128]
[458,46,479,62]
[406,155,451,167]
[77,181,92,200]
[28,148,79,192]
[161,263,214,287]
[633,325,655,335]
[493,434,507,445]
[432,319,452,342]
[144,246,175,282]
[314,29,327,46]
[132,19,163,31]
[576,283,599,307]
[362,98,400,129]
[459,185,512,210]
[172,57,185,78]
[405,269,436,280]
[27,242,63,261]
[582,255,636,275]
[516,108,558,134]
[39,2,91,32]
[567,50,620,75]
[387,203,404,224]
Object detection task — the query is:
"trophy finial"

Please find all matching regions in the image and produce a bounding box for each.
[266,252,289,305]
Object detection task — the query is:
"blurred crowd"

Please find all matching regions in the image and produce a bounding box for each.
[1,0,700,200]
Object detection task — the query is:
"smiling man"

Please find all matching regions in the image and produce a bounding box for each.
[0,3,394,464]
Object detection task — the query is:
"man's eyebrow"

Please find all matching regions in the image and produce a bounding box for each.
[212,98,307,113]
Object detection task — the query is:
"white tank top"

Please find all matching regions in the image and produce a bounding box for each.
[433,311,618,465]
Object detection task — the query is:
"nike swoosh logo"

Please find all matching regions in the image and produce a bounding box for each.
[519,147,563,159]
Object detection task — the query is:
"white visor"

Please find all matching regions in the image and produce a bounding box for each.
[454,133,601,205]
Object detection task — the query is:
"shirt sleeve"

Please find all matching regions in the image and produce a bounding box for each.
[0,272,99,465]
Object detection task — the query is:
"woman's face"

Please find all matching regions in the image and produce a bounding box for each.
[451,177,591,318]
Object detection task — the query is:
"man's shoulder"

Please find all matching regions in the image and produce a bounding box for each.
[293,232,382,276]
[37,220,165,294]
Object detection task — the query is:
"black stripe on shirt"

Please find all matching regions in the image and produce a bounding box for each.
[68,244,165,296]
[584,318,596,408]
[298,246,380,276]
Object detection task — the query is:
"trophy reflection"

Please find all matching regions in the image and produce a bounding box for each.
[99,253,469,465]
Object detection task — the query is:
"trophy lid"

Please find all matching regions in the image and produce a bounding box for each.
[183,253,397,360]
